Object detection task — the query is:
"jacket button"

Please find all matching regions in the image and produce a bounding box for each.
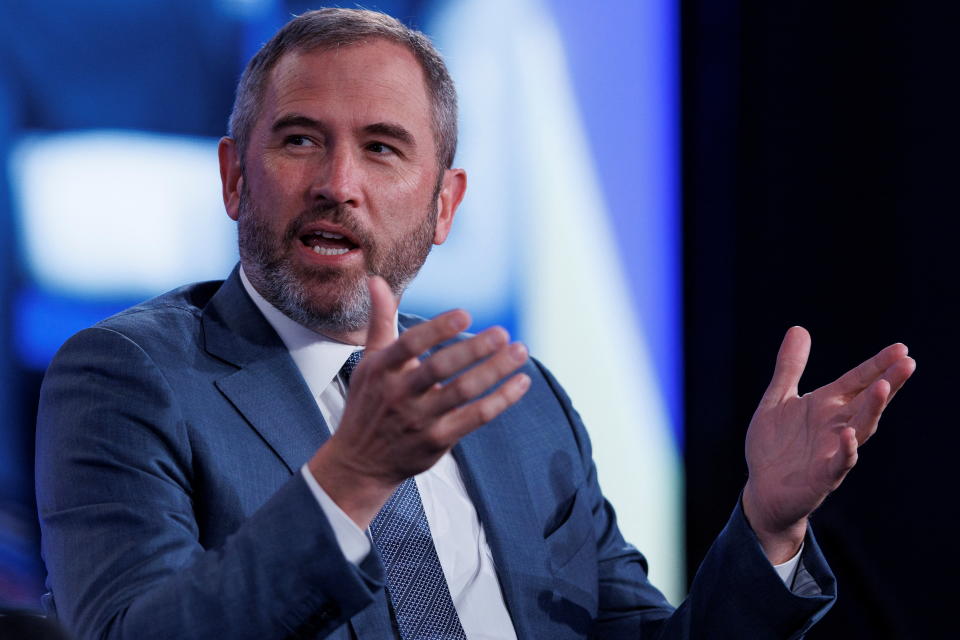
[317,603,339,620]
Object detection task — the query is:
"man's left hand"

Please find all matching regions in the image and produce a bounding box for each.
[743,326,916,563]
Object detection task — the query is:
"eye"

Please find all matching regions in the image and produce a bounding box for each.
[285,135,315,147]
[366,141,395,155]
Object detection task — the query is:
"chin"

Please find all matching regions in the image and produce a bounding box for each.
[293,275,371,333]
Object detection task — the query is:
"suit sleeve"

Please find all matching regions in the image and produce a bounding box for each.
[35,327,383,640]
[532,360,837,639]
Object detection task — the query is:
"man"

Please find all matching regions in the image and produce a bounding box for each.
[35,8,915,640]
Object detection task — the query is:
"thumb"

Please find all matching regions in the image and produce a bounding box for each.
[364,276,397,351]
[762,326,811,404]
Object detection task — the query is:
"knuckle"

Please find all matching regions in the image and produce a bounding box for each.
[495,351,519,375]
[449,376,474,401]
[476,398,502,424]
[472,334,493,357]
[423,357,446,381]
[505,380,524,402]
[394,335,419,359]
[421,430,449,454]
[398,413,421,433]
[386,403,419,432]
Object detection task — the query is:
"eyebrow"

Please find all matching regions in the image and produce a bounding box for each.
[270,115,416,149]
[271,114,323,133]
[363,122,415,148]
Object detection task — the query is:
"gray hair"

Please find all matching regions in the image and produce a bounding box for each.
[228,8,458,170]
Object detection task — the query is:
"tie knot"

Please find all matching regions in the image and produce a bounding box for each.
[339,350,364,386]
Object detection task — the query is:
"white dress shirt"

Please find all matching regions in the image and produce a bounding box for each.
[240,269,517,639]
[239,269,801,636]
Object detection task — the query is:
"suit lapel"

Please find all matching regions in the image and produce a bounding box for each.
[203,268,331,473]
[206,271,389,639]
[453,406,546,640]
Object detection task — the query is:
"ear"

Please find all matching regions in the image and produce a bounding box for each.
[433,168,466,245]
[218,137,243,221]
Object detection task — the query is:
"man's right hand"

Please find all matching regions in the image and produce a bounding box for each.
[308,276,531,528]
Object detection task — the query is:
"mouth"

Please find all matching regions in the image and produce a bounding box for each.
[298,223,361,257]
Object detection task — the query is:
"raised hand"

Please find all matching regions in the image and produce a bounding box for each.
[309,276,531,528]
[742,326,916,563]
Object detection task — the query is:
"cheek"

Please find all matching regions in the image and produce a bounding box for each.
[377,161,433,196]
[395,169,423,193]
[251,155,313,199]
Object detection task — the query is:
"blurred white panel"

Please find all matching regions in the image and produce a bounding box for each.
[10,130,237,297]
[402,12,515,319]
[430,0,684,603]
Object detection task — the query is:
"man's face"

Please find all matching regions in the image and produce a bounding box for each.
[220,39,464,339]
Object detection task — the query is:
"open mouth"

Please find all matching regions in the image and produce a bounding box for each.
[300,229,359,256]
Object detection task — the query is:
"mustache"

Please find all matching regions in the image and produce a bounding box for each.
[282,203,372,249]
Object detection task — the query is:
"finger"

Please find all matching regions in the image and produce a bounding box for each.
[377,309,471,370]
[365,276,399,352]
[422,341,528,415]
[843,355,915,416]
[405,326,510,394]
[826,342,909,399]
[828,426,859,481]
[882,356,916,404]
[848,378,890,445]
[434,373,531,442]
[762,326,811,404]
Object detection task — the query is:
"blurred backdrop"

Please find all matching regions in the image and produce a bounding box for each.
[0,0,683,612]
[0,1,955,638]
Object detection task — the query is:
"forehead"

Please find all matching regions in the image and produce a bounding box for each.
[260,39,433,135]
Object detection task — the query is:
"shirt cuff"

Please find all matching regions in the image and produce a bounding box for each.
[300,464,371,565]
[772,541,803,587]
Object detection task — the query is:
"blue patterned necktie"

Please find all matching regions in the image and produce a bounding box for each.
[339,351,467,640]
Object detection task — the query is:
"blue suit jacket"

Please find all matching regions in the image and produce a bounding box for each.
[36,270,836,639]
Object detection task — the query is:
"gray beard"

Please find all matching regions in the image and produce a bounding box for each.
[246,242,373,335]
[236,184,436,337]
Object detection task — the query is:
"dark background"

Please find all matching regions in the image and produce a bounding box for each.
[684,2,958,638]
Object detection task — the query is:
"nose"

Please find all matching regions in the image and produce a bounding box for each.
[309,144,362,206]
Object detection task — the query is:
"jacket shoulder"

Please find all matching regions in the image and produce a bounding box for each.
[97,279,222,329]
[56,279,225,364]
